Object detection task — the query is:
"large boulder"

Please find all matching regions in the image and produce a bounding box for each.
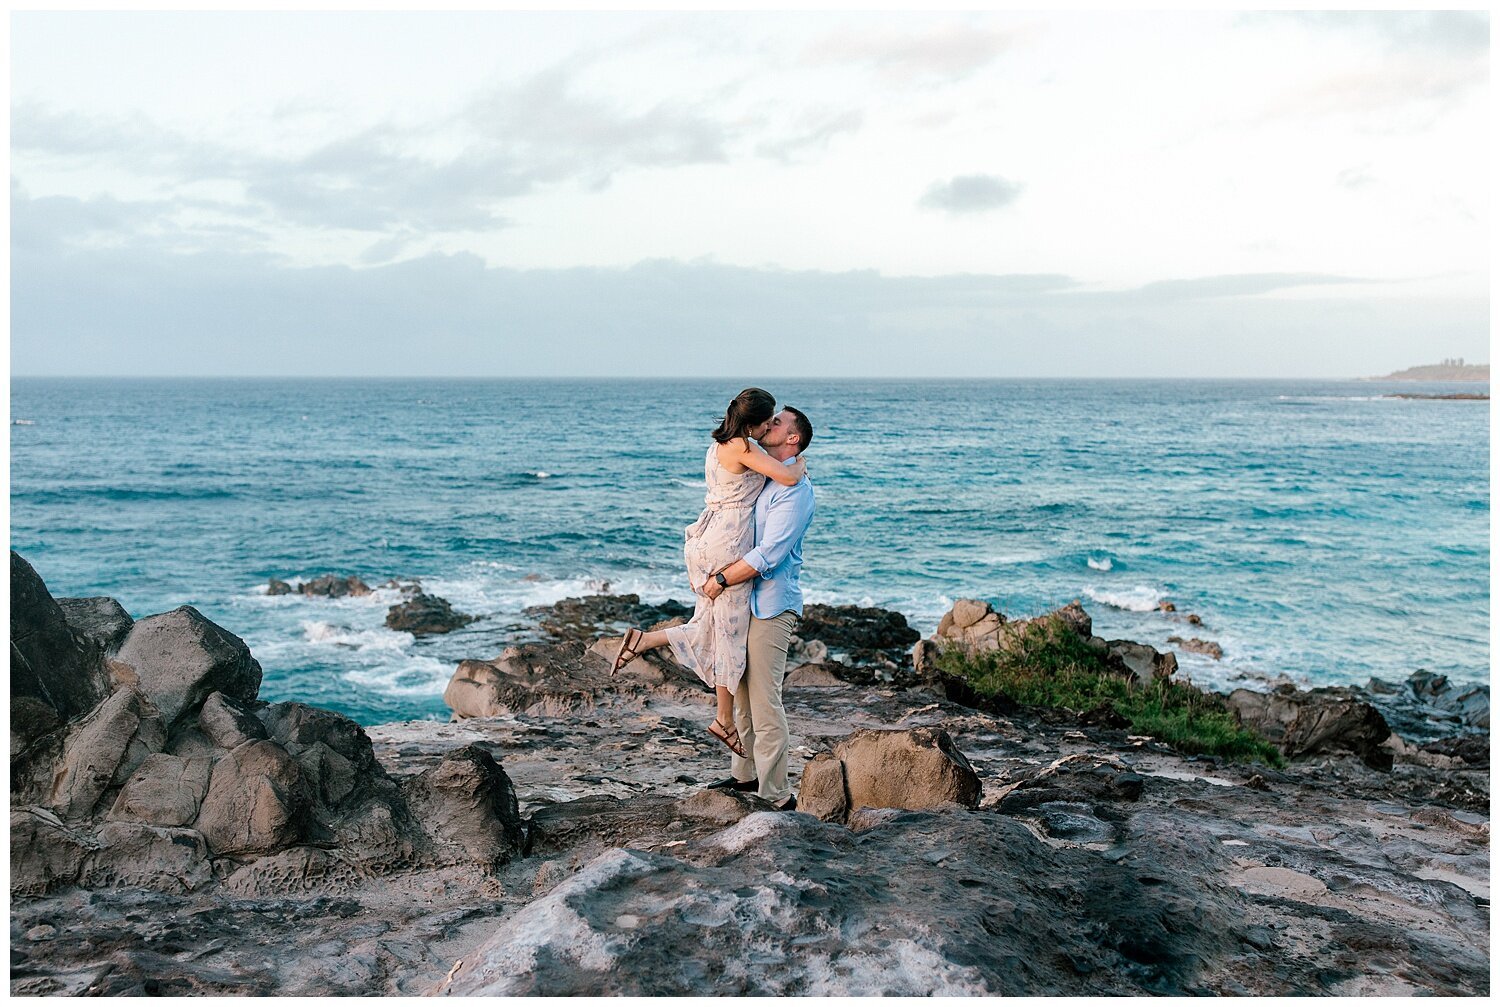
[10,552,111,730]
[193,740,310,856]
[444,642,615,719]
[48,688,167,820]
[1102,640,1178,684]
[385,592,476,636]
[402,745,525,871]
[1226,686,1393,771]
[798,727,981,825]
[107,753,215,828]
[111,606,263,731]
[56,597,135,655]
[935,599,1007,649]
[197,691,270,750]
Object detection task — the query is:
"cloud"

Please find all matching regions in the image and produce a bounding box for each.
[755,108,863,163]
[1123,273,1365,302]
[802,21,1023,82]
[918,174,1023,214]
[1286,11,1489,56]
[14,246,1475,379]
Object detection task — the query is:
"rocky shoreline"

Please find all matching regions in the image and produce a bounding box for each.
[10,552,1490,995]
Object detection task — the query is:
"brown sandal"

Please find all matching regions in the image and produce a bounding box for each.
[610,628,644,676]
[708,718,748,758]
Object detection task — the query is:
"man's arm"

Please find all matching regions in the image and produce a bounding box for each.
[703,483,813,598]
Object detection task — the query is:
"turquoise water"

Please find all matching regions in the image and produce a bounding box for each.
[10,378,1489,725]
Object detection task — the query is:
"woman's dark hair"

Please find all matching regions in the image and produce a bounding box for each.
[712,387,776,445]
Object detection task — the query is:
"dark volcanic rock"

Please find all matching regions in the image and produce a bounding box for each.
[796,603,921,661]
[111,607,263,732]
[402,745,525,871]
[384,592,476,636]
[1167,635,1223,660]
[525,593,694,642]
[298,575,372,598]
[1226,686,1393,771]
[528,789,763,856]
[10,552,111,732]
[194,740,311,856]
[47,688,168,821]
[266,578,294,596]
[56,597,134,655]
[1420,734,1489,767]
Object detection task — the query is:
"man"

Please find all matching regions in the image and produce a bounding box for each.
[702,406,815,811]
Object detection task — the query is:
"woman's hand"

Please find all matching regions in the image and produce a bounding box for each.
[786,455,807,482]
[703,577,725,601]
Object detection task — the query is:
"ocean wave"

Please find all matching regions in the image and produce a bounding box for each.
[340,654,455,698]
[12,419,36,425]
[1082,585,1165,612]
[301,620,413,650]
[977,552,1047,566]
[1086,556,1114,571]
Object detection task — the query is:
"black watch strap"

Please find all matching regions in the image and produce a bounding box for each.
[715,572,729,588]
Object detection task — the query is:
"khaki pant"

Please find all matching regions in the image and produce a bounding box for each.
[730,610,798,804]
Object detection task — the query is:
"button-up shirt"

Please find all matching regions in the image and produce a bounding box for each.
[742,463,815,620]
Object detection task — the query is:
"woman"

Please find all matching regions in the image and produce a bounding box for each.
[609,388,805,757]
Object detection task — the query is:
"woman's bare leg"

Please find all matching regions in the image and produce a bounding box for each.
[632,628,671,652]
[714,686,735,727]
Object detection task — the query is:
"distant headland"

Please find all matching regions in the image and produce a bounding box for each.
[1373,358,1489,381]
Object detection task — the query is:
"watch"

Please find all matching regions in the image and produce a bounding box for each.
[714,572,729,588]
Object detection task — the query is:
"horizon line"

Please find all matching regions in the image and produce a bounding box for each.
[11,373,1489,382]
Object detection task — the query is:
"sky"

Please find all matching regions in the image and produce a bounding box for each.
[8,9,1490,377]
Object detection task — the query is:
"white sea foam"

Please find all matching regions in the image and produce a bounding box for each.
[340,653,455,697]
[300,620,413,650]
[1087,556,1114,571]
[12,419,36,425]
[978,551,1047,566]
[530,471,553,479]
[1082,585,1164,612]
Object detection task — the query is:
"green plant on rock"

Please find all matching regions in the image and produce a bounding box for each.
[935,614,1283,766]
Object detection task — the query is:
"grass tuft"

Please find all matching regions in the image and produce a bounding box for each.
[935,614,1283,766]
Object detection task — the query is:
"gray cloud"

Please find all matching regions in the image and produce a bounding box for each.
[13,244,1477,379]
[919,174,1023,214]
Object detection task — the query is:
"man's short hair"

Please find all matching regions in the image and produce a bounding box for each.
[783,406,813,455]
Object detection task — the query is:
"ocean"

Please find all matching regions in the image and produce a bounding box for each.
[9,377,1490,725]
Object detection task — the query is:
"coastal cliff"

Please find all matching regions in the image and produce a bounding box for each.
[9,552,1490,995]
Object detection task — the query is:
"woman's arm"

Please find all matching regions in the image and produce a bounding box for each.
[726,438,806,486]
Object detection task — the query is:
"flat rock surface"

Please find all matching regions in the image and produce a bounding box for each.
[12,685,1490,995]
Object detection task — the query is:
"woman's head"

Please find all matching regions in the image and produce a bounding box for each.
[712,387,777,444]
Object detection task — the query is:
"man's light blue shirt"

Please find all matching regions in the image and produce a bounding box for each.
[743,464,815,621]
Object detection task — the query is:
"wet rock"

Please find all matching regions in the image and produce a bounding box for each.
[107,753,214,827]
[800,727,981,825]
[402,745,525,871]
[1409,671,1489,729]
[198,692,270,750]
[265,578,294,596]
[194,740,310,856]
[384,592,476,636]
[1167,636,1223,660]
[10,551,111,728]
[1226,686,1394,771]
[298,575,372,598]
[56,597,134,655]
[48,688,168,820]
[84,821,213,892]
[111,606,263,732]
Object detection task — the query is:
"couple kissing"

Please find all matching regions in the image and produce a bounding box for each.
[608,388,815,811]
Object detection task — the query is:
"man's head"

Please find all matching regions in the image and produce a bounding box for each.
[758,407,813,459]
